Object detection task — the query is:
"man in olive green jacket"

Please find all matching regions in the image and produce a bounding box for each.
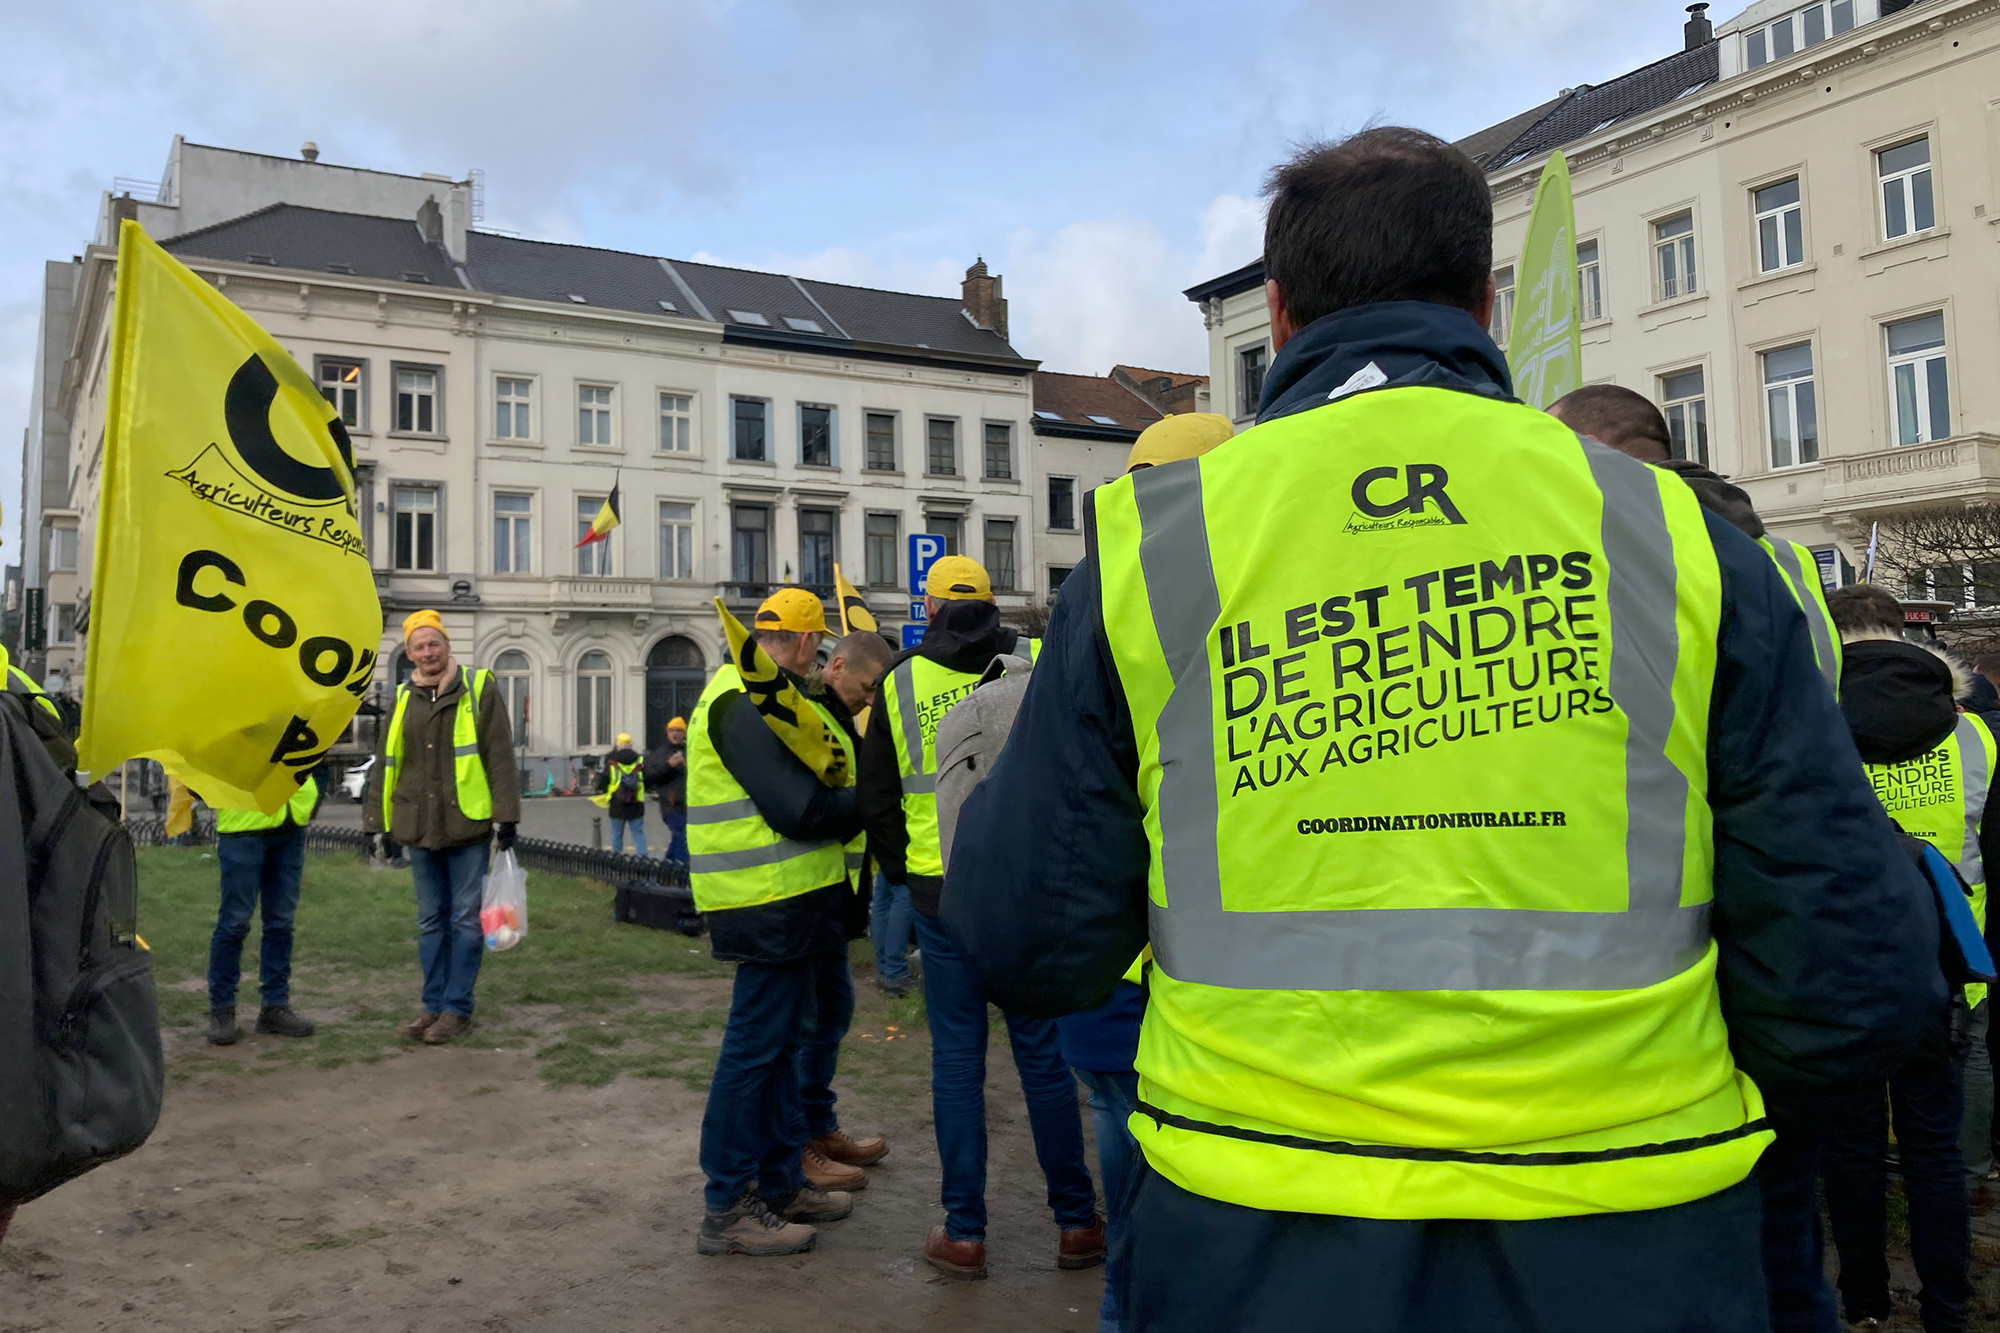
[362,610,520,1044]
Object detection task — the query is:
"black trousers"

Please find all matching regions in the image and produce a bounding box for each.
[1122,1164,1767,1333]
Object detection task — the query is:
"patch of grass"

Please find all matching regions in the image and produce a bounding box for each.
[535,1007,728,1090]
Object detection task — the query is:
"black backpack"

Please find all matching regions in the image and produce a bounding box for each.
[616,764,640,801]
[0,689,163,1206]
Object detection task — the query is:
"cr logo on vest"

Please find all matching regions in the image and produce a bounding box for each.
[1346,465,1467,534]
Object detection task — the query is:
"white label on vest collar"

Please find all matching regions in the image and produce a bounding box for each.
[1328,362,1389,401]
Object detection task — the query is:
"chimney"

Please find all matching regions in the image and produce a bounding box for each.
[301,140,320,163]
[1684,3,1713,49]
[962,258,1008,343]
[416,196,443,245]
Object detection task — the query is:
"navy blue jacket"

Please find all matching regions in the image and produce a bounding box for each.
[945,300,1943,1103]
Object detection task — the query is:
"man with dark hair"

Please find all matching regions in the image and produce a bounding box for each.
[1828,585,1908,639]
[1547,384,1672,462]
[946,126,1938,1333]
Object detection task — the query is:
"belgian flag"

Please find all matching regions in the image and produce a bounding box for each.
[575,481,621,548]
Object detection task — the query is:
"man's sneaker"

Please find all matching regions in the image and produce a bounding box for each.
[809,1129,890,1167]
[206,1007,238,1046]
[255,1006,316,1038]
[877,980,912,999]
[923,1225,987,1280]
[396,1012,440,1040]
[1057,1215,1107,1270]
[802,1145,866,1191]
[772,1185,853,1223]
[422,1013,472,1045]
[696,1193,818,1257]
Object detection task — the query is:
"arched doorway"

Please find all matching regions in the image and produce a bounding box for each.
[646,636,705,744]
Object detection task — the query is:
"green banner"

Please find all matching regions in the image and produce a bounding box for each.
[1506,151,1583,410]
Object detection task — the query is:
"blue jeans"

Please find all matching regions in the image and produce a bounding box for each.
[1756,1100,1840,1333]
[871,874,914,986]
[1078,1068,1142,1333]
[1824,1049,1971,1332]
[914,910,1097,1241]
[1963,999,1992,1182]
[610,817,647,859]
[700,958,816,1212]
[799,946,854,1139]
[209,830,306,1009]
[663,808,688,864]
[409,842,489,1017]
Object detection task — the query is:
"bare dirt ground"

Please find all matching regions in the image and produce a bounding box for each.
[0,978,1107,1333]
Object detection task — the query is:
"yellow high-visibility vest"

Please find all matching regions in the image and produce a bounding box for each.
[0,643,61,720]
[1093,384,1767,1222]
[1759,536,1841,695]
[216,774,320,834]
[1868,712,1994,1006]
[382,667,494,829]
[687,664,856,912]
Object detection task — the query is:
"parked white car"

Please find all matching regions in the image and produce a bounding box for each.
[339,756,374,803]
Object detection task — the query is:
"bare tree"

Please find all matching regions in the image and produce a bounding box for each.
[1872,505,2000,652]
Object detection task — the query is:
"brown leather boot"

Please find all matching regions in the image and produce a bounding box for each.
[802,1145,866,1191]
[696,1192,818,1257]
[923,1224,987,1280]
[1057,1215,1106,1270]
[396,1012,439,1040]
[809,1128,889,1166]
[422,1013,472,1045]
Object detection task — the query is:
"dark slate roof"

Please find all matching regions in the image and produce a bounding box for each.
[464,232,684,314]
[1183,256,1265,304]
[161,203,461,287]
[1481,42,1718,170]
[1456,96,1565,168]
[801,277,1016,359]
[668,257,830,332]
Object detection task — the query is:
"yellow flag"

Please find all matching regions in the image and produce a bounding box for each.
[714,599,849,787]
[1506,150,1584,410]
[79,221,379,812]
[164,779,193,839]
[833,564,877,635]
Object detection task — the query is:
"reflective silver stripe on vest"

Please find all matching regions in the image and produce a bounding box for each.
[689,838,841,874]
[846,850,866,870]
[1958,714,1989,887]
[1766,538,1839,694]
[688,797,760,825]
[901,771,937,795]
[893,660,929,786]
[453,743,480,758]
[1136,445,1707,992]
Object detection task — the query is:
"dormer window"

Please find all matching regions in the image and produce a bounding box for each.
[1745,0,1854,69]
[727,309,770,326]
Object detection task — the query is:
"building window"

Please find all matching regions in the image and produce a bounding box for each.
[576,650,612,748]
[1048,566,1074,598]
[659,501,695,580]
[1763,343,1818,469]
[983,423,1013,480]
[494,649,531,745]
[1236,344,1267,418]
[1489,266,1515,346]
[799,507,837,588]
[1577,241,1603,322]
[575,496,614,576]
[732,397,768,462]
[732,504,770,591]
[1048,476,1077,531]
[1879,137,1936,242]
[55,603,76,644]
[319,358,364,430]
[49,526,78,572]
[493,492,532,574]
[1755,178,1804,273]
[392,486,437,571]
[658,393,692,453]
[800,404,834,467]
[394,366,438,434]
[1654,214,1696,300]
[865,512,899,586]
[578,384,614,446]
[1660,369,1709,468]
[984,519,1017,592]
[927,418,957,476]
[865,412,897,471]
[926,513,962,558]
[1746,0,1854,69]
[1887,313,1950,446]
[493,377,531,440]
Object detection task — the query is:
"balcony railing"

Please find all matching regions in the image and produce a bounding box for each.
[1819,433,2000,516]
[547,577,652,608]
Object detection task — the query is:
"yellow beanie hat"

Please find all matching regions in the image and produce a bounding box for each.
[401,608,446,642]
[1125,412,1235,473]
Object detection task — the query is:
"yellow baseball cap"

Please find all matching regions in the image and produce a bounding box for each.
[616,732,632,747]
[925,555,992,601]
[1126,413,1234,473]
[755,587,829,634]
[402,608,446,642]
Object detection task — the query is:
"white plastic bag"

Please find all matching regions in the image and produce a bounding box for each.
[480,849,528,951]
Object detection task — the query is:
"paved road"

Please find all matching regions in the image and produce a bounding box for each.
[315,793,674,853]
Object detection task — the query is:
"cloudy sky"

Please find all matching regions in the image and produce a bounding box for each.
[0,0,1690,551]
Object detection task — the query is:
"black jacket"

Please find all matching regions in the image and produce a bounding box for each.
[858,599,1025,916]
[598,746,646,821]
[643,739,688,810]
[946,299,1942,1105]
[702,673,861,964]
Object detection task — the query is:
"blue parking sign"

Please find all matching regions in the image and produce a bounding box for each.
[901,624,926,650]
[908,534,945,597]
